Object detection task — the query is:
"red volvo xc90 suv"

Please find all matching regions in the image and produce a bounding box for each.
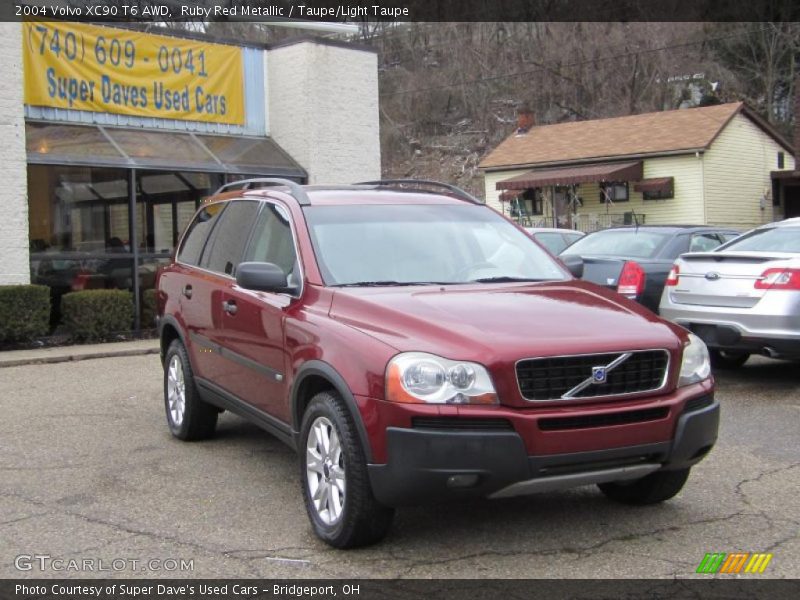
[156,179,718,548]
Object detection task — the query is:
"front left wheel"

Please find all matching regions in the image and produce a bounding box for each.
[300,391,394,548]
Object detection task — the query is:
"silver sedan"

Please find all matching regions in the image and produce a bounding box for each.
[659,218,800,368]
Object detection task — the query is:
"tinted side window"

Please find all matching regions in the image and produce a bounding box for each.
[201,200,260,275]
[243,204,298,276]
[177,203,226,266]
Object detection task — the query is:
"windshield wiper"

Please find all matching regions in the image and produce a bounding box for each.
[333,280,454,287]
[469,276,550,284]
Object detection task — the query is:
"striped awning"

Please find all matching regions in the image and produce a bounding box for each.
[498,190,522,201]
[496,161,643,190]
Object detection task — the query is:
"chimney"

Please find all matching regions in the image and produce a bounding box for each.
[516,105,535,134]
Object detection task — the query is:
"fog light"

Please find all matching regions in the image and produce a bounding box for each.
[446,474,480,488]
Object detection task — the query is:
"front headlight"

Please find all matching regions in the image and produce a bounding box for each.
[386,352,498,405]
[678,333,711,387]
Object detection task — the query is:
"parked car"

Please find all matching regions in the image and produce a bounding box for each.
[660,218,800,368]
[525,227,585,254]
[559,225,740,313]
[157,179,717,548]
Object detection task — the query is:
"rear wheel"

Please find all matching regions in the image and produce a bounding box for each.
[164,340,218,441]
[598,468,690,505]
[300,391,394,548]
[709,349,750,369]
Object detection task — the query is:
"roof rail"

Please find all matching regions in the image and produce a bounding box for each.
[214,178,310,206]
[355,179,483,205]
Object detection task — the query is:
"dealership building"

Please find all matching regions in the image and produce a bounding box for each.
[0,21,379,326]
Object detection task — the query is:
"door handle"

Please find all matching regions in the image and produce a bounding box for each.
[222,299,238,315]
[182,285,193,299]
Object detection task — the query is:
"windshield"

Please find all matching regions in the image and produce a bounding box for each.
[304,204,569,286]
[561,229,670,259]
[718,226,800,253]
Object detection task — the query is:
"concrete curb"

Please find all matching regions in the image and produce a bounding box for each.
[0,345,160,368]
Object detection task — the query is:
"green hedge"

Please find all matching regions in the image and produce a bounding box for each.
[0,285,50,343]
[61,290,134,342]
[141,288,158,329]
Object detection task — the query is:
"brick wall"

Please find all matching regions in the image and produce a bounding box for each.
[267,41,380,184]
[0,23,29,285]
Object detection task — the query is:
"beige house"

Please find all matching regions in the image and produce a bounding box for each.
[480,102,795,232]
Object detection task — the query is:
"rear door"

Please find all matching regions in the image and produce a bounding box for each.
[194,199,262,389]
[170,201,228,380]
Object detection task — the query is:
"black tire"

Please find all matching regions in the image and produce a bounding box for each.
[299,390,394,548]
[163,339,218,441]
[709,349,750,369]
[598,468,691,505]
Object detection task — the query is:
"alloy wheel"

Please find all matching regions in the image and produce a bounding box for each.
[167,355,186,427]
[305,416,346,525]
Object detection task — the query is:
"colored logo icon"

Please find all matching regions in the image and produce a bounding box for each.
[696,552,773,574]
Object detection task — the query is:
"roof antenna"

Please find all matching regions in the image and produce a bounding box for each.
[631,209,640,230]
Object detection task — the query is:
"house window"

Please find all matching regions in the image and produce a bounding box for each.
[643,188,674,201]
[778,152,785,169]
[600,181,629,203]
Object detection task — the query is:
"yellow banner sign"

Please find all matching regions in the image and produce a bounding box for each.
[23,21,244,125]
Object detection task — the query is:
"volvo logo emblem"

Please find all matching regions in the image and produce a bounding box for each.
[591,366,607,384]
[705,272,721,281]
[561,352,634,399]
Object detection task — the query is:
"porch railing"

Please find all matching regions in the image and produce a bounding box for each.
[512,212,645,233]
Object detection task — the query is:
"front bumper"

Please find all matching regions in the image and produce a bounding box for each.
[367,396,718,506]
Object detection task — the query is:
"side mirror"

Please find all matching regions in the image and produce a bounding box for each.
[236,262,296,294]
[559,254,584,279]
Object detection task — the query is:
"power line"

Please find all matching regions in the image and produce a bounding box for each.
[379,25,776,97]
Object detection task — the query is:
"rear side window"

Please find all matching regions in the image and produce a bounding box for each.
[178,203,226,266]
[200,200,260,276]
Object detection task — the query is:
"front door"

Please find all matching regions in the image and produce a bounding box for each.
[784,185,800,218]
[218,202,300,422]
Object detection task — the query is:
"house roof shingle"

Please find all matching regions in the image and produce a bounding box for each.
[479,102,792,170]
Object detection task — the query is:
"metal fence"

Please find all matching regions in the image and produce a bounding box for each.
[512,213,646,232]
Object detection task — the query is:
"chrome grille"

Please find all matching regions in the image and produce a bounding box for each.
[516,350,670,401]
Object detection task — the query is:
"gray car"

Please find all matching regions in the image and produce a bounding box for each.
[659,218,800,368]
[525,227,585,255]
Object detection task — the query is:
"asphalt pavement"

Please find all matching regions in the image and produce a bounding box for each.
[0,353,798,579]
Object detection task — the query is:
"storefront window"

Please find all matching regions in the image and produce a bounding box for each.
[28,164,223,331]
[136,171,216,253]
[28,165,133,328]
[25,117,306,333]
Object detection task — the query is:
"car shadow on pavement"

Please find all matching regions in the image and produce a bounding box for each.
[713,356,799,391]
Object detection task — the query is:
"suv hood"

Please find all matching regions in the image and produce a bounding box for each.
[329,281,684,363]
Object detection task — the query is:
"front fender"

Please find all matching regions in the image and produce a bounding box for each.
[290,360,374,462]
